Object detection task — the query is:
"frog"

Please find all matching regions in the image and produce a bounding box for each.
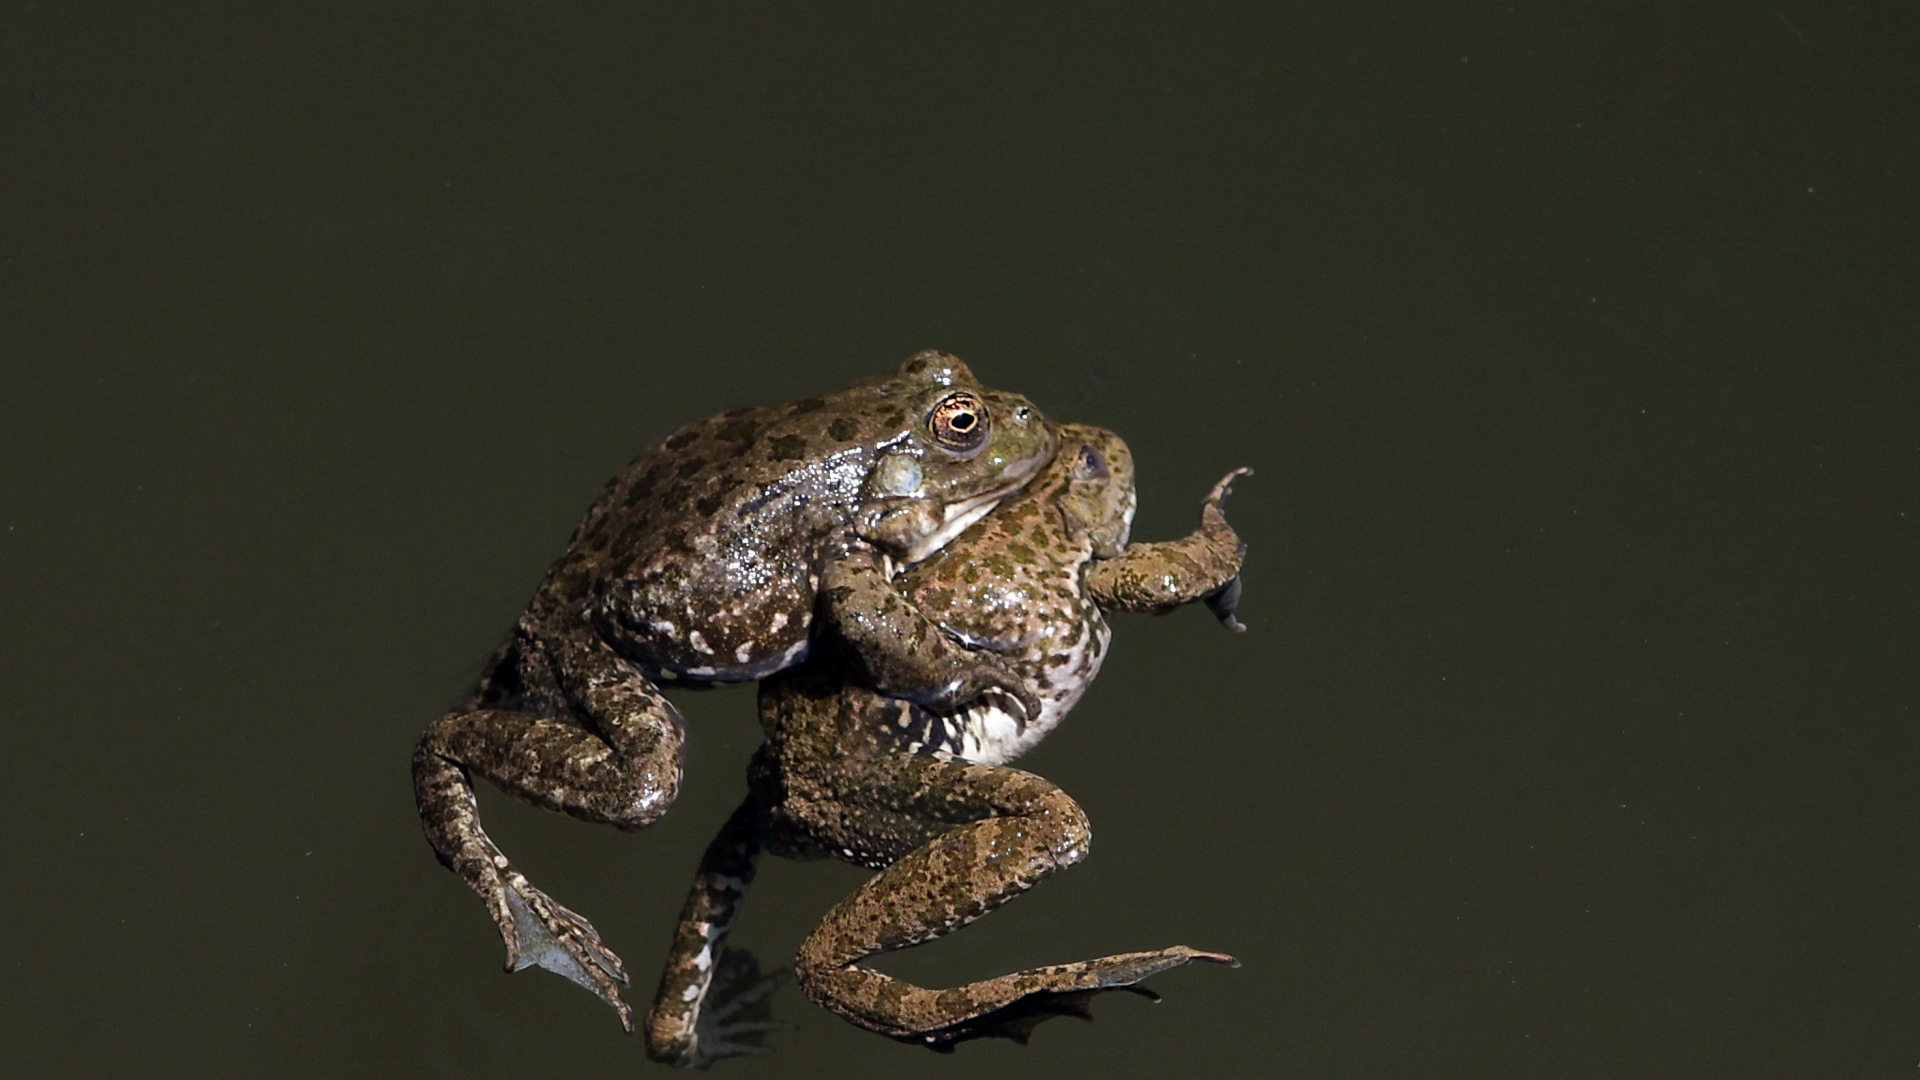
[643,423,1251,1064]
[413,351,1057,1032]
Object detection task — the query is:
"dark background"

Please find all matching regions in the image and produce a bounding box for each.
[3,4,1916,1077]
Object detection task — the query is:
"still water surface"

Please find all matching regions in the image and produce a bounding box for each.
[2,5,1916,1077]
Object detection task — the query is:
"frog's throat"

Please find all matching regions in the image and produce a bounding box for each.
[900,487,1009,565]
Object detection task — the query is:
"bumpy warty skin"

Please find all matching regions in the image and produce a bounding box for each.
[525,350,1057,688]
[636,426,1249,1056]
[414,351,1059,1037]
[763,424,1247,775]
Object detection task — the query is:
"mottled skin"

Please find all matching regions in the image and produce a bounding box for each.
[645,426,1250,1064]
[414,353,1056,1031]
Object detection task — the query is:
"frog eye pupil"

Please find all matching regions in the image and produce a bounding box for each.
[1074,445,1110,479]
[929,392,989,451]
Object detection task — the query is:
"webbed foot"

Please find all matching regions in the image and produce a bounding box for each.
[905,947,1239,1051]
[1201,467,1252,631]
[1204,575,1247,632]
[499,875,634,1032]
[916,985,1156,1050]
[662,948,793,1068]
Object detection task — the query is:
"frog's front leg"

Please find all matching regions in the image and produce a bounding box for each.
[1087,467,1252,622]
[790,755,1236,1046]
[820,548,1042,722]
[413,628,686,1032]
[645,796,787,1066]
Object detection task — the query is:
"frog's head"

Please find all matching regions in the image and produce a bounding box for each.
[862,350,1057,562]
[1054,425,1137,558]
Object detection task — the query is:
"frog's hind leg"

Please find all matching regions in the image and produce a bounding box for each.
[413,635,687,1033]
[644,795,790,1066]
[790,756,1237,1047]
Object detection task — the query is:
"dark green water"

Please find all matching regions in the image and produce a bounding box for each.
[4,5,1916,1077]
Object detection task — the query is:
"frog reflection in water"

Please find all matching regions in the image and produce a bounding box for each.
[413,353,1056,1031]
[645,424,1250,1064]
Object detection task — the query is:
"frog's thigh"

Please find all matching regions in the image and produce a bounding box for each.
[419,705,683,830]
[791,758,1099,1037]
[413,695,684,1031]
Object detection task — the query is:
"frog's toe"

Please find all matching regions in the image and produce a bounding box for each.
[914,987,1142,1051]
[687,1022,785,1068]
[1207,466,1254,506]
[971,686,1035,730]
[705,949,785,1021]
[682,949,795,1068]
[501,879,635,1032]
[1020,945,1238,999]
[970,662,1043,728]
[911,946,1238,1050]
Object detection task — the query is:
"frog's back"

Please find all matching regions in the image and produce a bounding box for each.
[501,353,1060,693]
[532,395,877,680]
[575,390,902,579]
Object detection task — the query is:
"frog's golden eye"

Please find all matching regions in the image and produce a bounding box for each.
[928,391,989,452]
[1072,445,1110,480]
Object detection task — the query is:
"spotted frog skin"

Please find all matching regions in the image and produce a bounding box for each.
[412,352,1055,1032]
[644,425,1250,1063]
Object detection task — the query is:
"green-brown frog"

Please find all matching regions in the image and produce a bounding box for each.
[645,424,1250,1064]
[413,352,1056,1031]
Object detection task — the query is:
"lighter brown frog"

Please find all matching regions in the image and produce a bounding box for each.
[644,424,1250,1063]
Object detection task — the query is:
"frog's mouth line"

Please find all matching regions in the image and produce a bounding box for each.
[898,488,1004,565]
[904,477,1042,565]
[897,437,1053,565]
